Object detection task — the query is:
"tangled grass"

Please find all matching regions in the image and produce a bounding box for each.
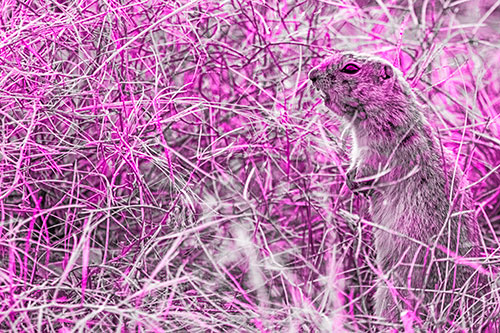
[1,0,499,331]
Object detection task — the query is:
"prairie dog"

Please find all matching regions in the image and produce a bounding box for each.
[309,51,495,329]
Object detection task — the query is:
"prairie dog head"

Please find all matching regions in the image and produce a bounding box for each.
[309,51,416,127]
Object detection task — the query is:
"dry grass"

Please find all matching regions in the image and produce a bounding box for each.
[0,0,499,331]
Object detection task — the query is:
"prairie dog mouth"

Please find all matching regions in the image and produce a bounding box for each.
[311,80,333,105]
[311,83,330,101]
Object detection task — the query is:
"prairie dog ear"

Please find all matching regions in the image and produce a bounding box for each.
[381,64,393,80]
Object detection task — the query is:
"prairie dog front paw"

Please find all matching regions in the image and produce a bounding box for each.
[346,167,374,197]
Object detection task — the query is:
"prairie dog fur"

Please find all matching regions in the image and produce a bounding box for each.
[309,51,496,329]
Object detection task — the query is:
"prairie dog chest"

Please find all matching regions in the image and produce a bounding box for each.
[349,131,361,170]
[348,130,373,171]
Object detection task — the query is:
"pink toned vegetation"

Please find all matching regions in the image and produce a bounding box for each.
[0,0,499,331]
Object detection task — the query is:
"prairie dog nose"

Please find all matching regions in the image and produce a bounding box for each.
[308,68,320,82]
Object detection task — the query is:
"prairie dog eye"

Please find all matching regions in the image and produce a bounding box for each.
[340,64,360,74]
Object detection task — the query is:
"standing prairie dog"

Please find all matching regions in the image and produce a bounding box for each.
[309,51,496,330]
